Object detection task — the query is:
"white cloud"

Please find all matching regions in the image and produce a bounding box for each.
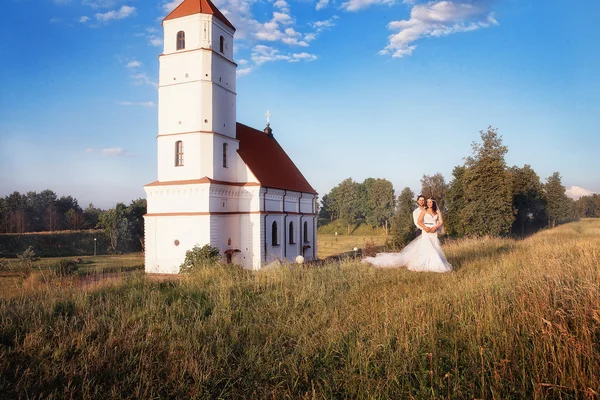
[131,72,158,88]
[316,0,329,10]
[85,148,94,153]
[291,52,318,61]
[116,101,155,107]
[95,5,136,22]
[237,59,249,65]
[49,18,62,23]
[380,1,498,58]
[79,16,90,23]
[566,186,595,200]
[237,67,253,76]
[162,0,181,13]
[273,0,290,12]
[310,16,338,31]
[126,60,141,69]
[341,0,395,12]
[148,35,163,47]
[251,45,317,65]
[83,0,119,8]
[101,148,126,156]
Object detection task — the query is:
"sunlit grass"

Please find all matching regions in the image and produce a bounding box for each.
[1,221,599,398]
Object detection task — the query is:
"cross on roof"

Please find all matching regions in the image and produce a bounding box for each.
[265,110,271,125]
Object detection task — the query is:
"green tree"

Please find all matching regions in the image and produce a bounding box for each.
[461,126,514,236]
[98,205,132,253]
[125,198,147,251]
[83,203,102,229]
[420,173,448,211]
[336,178,362,234]
[575,194,600,218]
[391,187,416,247]
[509,165,546,235]
[365,178,395,235]
[445,166,466,236]
[544,172,572,227]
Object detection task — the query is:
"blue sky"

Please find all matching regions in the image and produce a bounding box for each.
[1,0,599,209]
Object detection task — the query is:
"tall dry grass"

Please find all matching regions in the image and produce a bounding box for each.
[1,220,599,398]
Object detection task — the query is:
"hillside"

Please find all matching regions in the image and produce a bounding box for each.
[1,219,599,398]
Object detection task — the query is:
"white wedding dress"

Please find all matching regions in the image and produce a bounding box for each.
[363,212,452,273]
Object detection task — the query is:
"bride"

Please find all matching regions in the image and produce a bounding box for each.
[363,198,452,273]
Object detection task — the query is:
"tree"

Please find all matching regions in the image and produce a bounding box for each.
[365,178,395,234]
[98,205,132,253]
[336,178,362,234]
[420,173,448,211]
[509,165,546,235]
[544,172,571,227]
[391,187,416,247]
[444,166,466,236]
[125,198,146,250]
[65,208,84,230]
[83,203,102,229]
[461,127,514,236]
[575,194,600,218]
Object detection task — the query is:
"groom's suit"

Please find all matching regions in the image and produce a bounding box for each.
[413,207,424,237]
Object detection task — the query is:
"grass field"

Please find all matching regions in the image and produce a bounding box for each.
[1,220,599,398]
[317,234,388,259]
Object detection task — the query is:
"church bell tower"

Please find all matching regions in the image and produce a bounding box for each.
[157,0,237,183]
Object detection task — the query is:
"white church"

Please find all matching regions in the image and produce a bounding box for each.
[143,0,318,273]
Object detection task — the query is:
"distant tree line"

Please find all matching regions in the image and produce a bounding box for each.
[318,178,395,235]
[0,190,146,253]
[319,126,595,246]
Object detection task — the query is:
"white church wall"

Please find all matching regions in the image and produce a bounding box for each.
[163,15,207,54]
[159,51,207,87]
[300,195,316,214]
[264,213,284,263]
[212,56,236,93]
[156,134,215,182]
[236,157,260,184]
[210,84,236,138]
[144,214,211,274]
[210,20,234,60]
[145,184,210,214]
[158,81,206,135]
[211,135,239,182]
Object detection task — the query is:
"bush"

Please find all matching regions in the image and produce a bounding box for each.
[179,244,221,273]
[54,259,79,277]
[16,246,38,278]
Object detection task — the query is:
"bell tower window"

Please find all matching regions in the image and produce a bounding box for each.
[176,31,185,50]
[175,141,183,166]
[219,35,224,53]
[222,142,228,167]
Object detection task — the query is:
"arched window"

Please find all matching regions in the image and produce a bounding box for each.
[222,143,228,167]
[176,31,185,50]
[289,221,294,244]
[303,221,308,243]
[219,35,224,53]
[175,141,183,166]
[271,221,278,246]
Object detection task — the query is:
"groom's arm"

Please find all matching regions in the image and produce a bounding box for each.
[412,209,421,229]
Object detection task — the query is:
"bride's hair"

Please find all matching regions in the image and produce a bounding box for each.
[427,198,438,213]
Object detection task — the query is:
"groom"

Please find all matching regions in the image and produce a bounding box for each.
[413,195,426,237]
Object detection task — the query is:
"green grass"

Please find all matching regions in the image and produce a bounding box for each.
[1,221,600,398]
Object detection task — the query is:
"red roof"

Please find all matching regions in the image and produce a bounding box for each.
[236,123,317,195]
[163,0,236,31]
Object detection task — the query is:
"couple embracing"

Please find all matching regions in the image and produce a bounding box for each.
[363,195,452,273]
